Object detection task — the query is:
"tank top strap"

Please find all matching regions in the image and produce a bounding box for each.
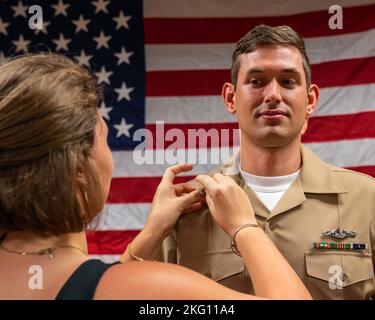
[55,259,119,300]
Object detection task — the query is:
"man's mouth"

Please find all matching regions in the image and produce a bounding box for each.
[258,109,288,120]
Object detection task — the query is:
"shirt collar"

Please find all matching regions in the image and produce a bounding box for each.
[222,144,347,194]
[299,144,347,194]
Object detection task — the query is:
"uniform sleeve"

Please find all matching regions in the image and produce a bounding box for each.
[158,227,178,263]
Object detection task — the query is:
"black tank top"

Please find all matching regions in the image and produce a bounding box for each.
[55,259,119,300]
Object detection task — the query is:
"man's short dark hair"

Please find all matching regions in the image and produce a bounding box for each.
[231,25,311,88]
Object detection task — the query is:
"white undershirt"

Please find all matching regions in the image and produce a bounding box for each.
[239,164,301,212]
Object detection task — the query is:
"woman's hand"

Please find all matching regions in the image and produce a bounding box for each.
[196,173,257,237]
[144,164,204,238]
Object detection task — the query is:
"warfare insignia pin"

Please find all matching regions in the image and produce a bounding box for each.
[322,228,357,240]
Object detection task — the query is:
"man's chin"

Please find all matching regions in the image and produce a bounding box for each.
[255,132,296,148]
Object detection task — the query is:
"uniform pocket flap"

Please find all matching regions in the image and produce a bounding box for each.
[305,251,374,287]
[180,251,244,282]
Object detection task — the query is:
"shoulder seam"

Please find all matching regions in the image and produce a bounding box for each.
[330,168,375,182]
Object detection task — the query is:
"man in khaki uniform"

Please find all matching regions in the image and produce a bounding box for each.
[160,25,375,299]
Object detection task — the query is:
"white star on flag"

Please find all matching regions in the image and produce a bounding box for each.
[53,33,71,51]
[95,66,113,85]
[75,50,93,67]
[114,118,134,138]
[0,18,10,36]
[11,1,28,18]
[115,82,134,102]
[94,31,111,49]
[113,11,131,30]
[13,35,30,52]
[99,102,113,121]
[92,0,110,14]
[34,21,50,35]
[115,47,133,65]
[72,15,90,33]
[52,0,70,17]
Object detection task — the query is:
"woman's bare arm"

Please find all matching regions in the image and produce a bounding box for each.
[113,167,311,300]
[195,173,311,300]
[94,261,260,300]
[103,227,311,300]
[235,227,311,299]
[120,164,204,263]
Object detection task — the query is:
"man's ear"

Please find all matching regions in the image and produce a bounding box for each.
[306,84,319,117]
[302,84,319,135]
[222,82,236,115]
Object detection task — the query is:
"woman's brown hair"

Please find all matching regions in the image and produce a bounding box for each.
[0,53,104,236]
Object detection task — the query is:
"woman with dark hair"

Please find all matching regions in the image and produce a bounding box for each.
[0,53,311,300]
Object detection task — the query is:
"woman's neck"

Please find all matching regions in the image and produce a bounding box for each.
[1,230,88,254]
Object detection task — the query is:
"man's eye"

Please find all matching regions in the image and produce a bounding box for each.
[250,79,262,86]
[282,79,296,87]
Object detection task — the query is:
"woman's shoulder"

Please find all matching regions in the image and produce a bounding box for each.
[94,261,181,299]
[93,261,253,300]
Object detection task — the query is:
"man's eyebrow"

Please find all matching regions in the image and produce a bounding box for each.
[247,67,301,75]
[281,68,301,75]
[248,67,264,74]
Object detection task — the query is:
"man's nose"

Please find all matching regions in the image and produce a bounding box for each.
[264,79,282,104]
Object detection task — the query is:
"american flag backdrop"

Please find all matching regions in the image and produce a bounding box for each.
[0,0,374,262]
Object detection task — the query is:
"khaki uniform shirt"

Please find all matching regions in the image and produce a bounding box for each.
[160,145,375,299]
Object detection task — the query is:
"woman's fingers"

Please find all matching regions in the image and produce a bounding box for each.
[196,173,237,196]
[212,172,228,184]
[196,173,238,213]
[179,189,204,208]
[195,175,219,197]
[212,173,238,187]
[161,164,193,185]
[174,182,197,196]
[182,201,204,214]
